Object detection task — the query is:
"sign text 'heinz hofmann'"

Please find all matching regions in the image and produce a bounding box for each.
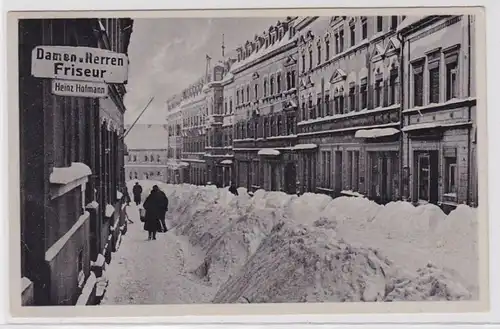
[31,46,129,84]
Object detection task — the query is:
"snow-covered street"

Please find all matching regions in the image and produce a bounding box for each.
[101,180,478,304]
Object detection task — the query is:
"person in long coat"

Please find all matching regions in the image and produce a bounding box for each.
[142,185,168,240]
[229,182,239,196]
[132,181,143,206]
[157,188,169,233]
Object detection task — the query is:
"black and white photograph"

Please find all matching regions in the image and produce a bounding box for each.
[7,8,488,317]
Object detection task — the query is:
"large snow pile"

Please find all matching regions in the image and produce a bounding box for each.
[133,181,478,302]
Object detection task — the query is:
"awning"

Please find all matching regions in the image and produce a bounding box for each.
[220,160,233,165]
[293,143,318,150]
[401,122,443,132]
[355,128,400,139]
[258,148,281,156]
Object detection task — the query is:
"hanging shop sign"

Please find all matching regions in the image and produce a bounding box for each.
[31,45,129,84]
[51,79,108,98]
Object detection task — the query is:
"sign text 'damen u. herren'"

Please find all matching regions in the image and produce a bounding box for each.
[31,46,129,84]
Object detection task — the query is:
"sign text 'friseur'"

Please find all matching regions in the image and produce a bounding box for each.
[31,46,129,84]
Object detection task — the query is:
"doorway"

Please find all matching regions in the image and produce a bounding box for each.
[415,151,439,204]
[284,161,297,194]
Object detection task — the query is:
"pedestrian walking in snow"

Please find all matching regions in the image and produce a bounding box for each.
[157,188,169,233]
[132,181,143,206]
[229,183,239,196]
[142,185,169,240]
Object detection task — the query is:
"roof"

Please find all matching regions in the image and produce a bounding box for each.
[396,16,428,34]
[124,124,169,150]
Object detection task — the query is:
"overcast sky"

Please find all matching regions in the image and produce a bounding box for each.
[123,17,280,124]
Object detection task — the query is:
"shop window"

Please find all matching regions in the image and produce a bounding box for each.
[445,156,457,194]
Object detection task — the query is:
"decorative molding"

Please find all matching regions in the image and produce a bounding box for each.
[409,16,462,43]
[330,68,347,84]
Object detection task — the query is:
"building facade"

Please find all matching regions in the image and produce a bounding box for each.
[295,16,405,203]
[399,15,477,209]
[179,78,208,186]
[204,59,236,187]
[19,18,133,305]
[124,124,170,183]
[231,17,300,193]
[165,95,186,183]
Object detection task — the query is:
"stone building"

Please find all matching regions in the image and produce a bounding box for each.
[165,94,186,183]
[19,18,133,305]
[231,17,300,193]
[204,58,236,187]
[124,124,169,183]
[179,78,208,185]
[399,15,477,210]
[295,16,405,203]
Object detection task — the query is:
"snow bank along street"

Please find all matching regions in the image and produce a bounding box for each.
[102,180,478,304]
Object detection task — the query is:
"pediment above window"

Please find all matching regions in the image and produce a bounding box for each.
[371,43,385,62]
[284,55,297,67]
[252,72,260,79]
[385,37,401,55]
[330,68,347,84]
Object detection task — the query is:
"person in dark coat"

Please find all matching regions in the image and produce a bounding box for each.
[142,185,169,240]
[132,181,143,206]
[157,188,169,233]
[229,182,239,196]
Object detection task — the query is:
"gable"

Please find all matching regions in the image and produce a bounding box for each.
[371,43,385,61]
[385,37,401,54]
[284,55,297,67]
[330,68,347,84]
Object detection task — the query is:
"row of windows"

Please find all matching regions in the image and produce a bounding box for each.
[128,171,164,180]
[237,24,292,61]
[188,167,207,185]
[184,136,205,153]
[183,113,205,128]
[127,154,162,163]
[235,70,297,106]
[301,16,402,73]
[234,112,297,140]
[300,72,399,121]
[411,46,460,108]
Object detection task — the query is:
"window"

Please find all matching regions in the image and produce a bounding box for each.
[335,93,344,115]
[347,151,360,191]
[157,171,161,176]
[246,85,250,102]
[277,74,281,93]
[277,116,282,135]
[429,64,440,104]
[286,72,291,90]
[236,90,240,105]
[335,33,339,54]
[301,54,306,73]
[263,117,268,138]
[317,97,322,117]
[254,84,258,100]
[389,69,398,105]
[229,99,233,113]
[349,85,356,112]
[157,154,160,162]
[317,44,322,65]
[224,101,228,114]
[339,29,344,52]
[308,97,314,119]
[322,151,332,187]
[144,155,148,161]
[134,172,138,179]
[324,94,330,116]
[129,172,132,179]
[360,78,367,109]
[133,155,137,161]
[445,156,457,194]
[350,24,355,47]
[308,49,313,70]
[325,39,330,60]
[301,102,306,121]
[412,62,424,107]
[377,16,383,32]
[417,153,430,201]
[270,77,275,95]
[361,17,367,39]
[374,80,382,107]
[445,51,459,100]
[264,79,268,97]
[391,16,398,30]
[291,70,296,88]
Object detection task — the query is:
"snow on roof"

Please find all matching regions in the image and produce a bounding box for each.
[125,124,168,150]
[221,160,233,165]
[50,162,92,185]
[396,16,428,33]
[231,30,297,73]
[355,128,400,139]
[258,148,281,156]
[293,143,318,150]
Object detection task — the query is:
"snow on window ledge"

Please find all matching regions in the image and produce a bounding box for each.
[221,160,233,165]
[258,148,281,156]
[45,211,90,263]
[116,191,123,200]
[22,277,33,293]
[293,143,318,150]
[341,190,365,198]
[355,128,400,139]
[76,272,97,306]
[86,201,99,210]
[105,204,115,218]
[49,162,92,199]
